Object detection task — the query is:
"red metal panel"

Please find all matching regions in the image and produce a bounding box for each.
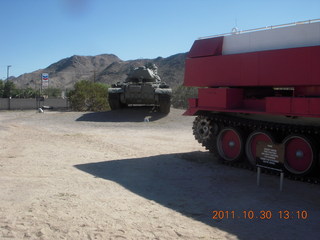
[184,46,320,87]
[311,47,320,85]
[266,97,320,116]
[290,98,320,115]
[198,88,224,108]
[188,98,198,108]
[184,97,320,117]
[309,98,320,115]
[185,52,259,87]
[291,98,309,115]
[198,88,243,109]
[259,47,310,86]
[184,55,243,87]
[188,37,224,58]
[240,53,259,86]
[183,105,198,116]
[243,99,265,112]
[266,97,291,114]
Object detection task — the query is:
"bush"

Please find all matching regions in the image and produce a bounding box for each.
[12,88,39,98]
[171,85,198,109]
[0,81,41,98]
[42,88,62,98]
[68,80,110,111]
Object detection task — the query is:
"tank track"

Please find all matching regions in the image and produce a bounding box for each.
[221,159,320,185]
[193,113,320,184]
[207,113,320,138]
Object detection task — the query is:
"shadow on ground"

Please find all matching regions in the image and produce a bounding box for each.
[75,151,320,240]
[76,107,167,123]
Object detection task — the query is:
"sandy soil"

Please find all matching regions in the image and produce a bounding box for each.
[0,108,320,240]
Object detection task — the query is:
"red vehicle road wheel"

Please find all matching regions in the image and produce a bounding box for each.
[245,131,275,166]
[283,135,316,176]
[217,127,244,162]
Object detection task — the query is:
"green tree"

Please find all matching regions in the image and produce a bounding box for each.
[11,88,23,98]
[68,80,110,111]
[13,88,39,98]
[171,85,198,109]
[43,87,62,98]
[3,81,16,98]
[0,80,4,97]
[25,88,39,98]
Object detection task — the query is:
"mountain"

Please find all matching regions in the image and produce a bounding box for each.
[12,53,187,90]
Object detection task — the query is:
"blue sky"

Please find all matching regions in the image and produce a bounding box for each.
[0,0,319,79]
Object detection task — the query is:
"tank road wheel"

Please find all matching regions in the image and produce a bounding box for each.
[217,127,244,162]
[108,93,121,110]
[159,95,171,114]
[245,131,275,166]
[193,116,219,153]
[283,135,316,176]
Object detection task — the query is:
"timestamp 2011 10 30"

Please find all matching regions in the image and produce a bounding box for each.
[212,210,308,220]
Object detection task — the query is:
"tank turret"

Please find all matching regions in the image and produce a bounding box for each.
[125,64,161,83]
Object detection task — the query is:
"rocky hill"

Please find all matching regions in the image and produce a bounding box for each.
[13,53,187,90]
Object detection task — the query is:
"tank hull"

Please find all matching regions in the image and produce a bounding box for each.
[108,64,172,114]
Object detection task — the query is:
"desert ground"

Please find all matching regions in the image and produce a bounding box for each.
[0,108,320,240]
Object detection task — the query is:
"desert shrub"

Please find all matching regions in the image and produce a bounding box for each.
[42,87,62,98]
[12,88,39,98]
[171,85,198,109]
[68,80,110,111]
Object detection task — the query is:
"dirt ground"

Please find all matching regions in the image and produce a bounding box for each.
[1,108,320,240]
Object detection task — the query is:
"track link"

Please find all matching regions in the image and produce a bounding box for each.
[193,113,320,184]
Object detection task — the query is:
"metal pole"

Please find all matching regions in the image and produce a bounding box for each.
[92,69,96,82]
[7,65,12,110]
[40,74,42,96]
[7,65,11,81]
[280,172,284,192]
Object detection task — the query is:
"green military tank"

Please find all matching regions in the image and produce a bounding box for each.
[108,63,172,114]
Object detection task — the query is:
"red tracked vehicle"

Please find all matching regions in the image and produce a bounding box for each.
[184,19,320,176]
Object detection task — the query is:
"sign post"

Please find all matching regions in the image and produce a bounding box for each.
[41,73,49,90]
[38,73,49,109]
[256,142,285,191]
